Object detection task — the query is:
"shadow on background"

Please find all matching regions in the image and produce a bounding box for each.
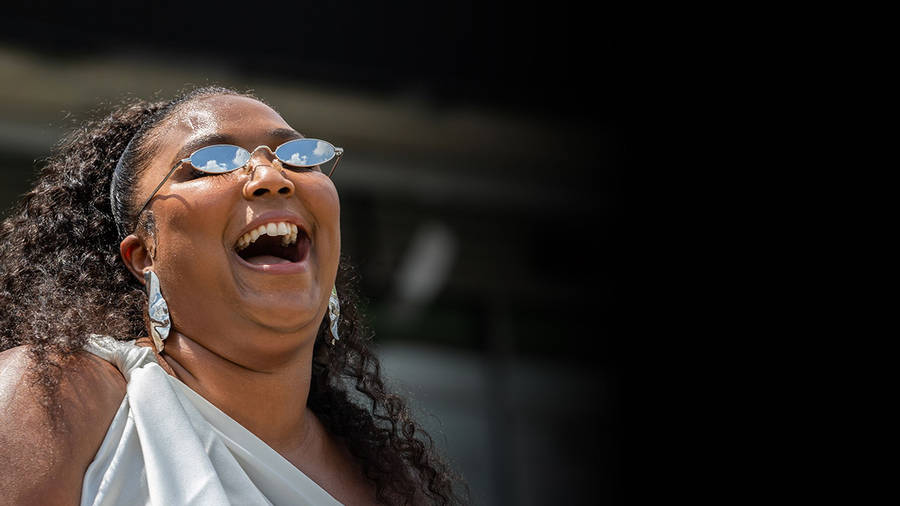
[1,3,624,503]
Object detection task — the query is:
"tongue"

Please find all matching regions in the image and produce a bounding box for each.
[245,255,292,265]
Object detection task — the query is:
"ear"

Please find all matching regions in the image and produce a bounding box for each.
[120,234,153,284]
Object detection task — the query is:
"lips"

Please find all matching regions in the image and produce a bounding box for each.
[233,219,310,268]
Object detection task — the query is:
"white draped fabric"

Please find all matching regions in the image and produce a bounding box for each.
[81,335,342,506]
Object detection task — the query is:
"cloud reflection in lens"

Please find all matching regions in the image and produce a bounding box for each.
[232,148,250,167]
[202,159,228,172]
[288,153,309,165]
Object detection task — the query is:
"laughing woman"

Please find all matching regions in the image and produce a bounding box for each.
[0,87,462,505]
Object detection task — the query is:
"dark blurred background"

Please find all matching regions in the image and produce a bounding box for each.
[1,2,624,504]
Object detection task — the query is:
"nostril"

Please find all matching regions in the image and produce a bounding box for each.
[278,187,291,194]
[253,188,268,197]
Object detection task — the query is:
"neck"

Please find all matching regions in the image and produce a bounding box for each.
[159,329,317,456]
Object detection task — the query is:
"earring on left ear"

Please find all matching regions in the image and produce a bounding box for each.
[328,286,340,345]
[145,270,171,352]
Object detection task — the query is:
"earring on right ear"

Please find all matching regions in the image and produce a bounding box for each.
[328,286,340,345]
[145,270,171,353]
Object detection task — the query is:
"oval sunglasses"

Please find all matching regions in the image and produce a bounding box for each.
[136,138,343,217]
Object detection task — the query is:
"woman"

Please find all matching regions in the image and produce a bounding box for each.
[0,87,462,505]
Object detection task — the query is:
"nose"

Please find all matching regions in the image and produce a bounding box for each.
[242,158,295,199]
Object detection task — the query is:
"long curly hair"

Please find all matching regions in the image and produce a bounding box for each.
[0,87,464,505]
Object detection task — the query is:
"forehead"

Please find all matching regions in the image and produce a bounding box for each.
[164,95,290,140]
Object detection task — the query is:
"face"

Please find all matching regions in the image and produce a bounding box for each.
[130,95,341,362]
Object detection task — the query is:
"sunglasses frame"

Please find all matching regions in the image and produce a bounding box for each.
[135,138,343,221]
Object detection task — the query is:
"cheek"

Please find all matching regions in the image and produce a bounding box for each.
[299,175,341,265]
[152,195,233,323]
[299,175,340,232]
[153,185,233,267]
[162,180,235,237]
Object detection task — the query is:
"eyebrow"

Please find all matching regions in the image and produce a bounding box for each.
[169,128,304,167]
[269,128,305,141]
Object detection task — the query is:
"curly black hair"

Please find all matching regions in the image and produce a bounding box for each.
[0,86,465,505]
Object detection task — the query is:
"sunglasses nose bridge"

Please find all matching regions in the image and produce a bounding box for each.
[240,145,279,173]
[248,145,276,157]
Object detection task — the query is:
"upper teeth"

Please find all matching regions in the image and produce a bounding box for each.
[236,221,300,250]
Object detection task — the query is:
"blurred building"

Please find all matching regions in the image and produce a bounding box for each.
[0,6,622,502]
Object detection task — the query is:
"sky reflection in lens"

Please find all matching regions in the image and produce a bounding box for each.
[277,139,334,167]
[190,140,335,173]
[192,145,246,173]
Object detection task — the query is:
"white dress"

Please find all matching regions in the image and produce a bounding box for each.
[81,335,343,506]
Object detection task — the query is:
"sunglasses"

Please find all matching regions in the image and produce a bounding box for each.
[136,138,343,218]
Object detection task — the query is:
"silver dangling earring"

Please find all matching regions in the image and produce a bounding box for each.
[145,270,171,353]
[328,286,340,345]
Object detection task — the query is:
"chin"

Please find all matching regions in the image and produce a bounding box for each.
[244,298,324,334]
[255,313,321,335]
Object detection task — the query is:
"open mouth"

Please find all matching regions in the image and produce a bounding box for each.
[235,221,310,265]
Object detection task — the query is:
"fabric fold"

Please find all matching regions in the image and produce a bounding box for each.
[81,335,342,506]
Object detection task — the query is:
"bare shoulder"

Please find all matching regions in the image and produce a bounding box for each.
[0,345,126,505]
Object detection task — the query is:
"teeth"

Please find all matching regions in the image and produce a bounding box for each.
[235,221,301,251]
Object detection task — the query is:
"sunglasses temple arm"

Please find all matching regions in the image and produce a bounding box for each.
[328,149,344,178]
[135,161,183,219]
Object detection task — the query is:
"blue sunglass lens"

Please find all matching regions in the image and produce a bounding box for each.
[275,139,335,167]
[190,145,251,173]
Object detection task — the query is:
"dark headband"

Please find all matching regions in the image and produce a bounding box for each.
[110,133,139,240]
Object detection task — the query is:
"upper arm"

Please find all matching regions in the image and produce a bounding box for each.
[0,346,126,505]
